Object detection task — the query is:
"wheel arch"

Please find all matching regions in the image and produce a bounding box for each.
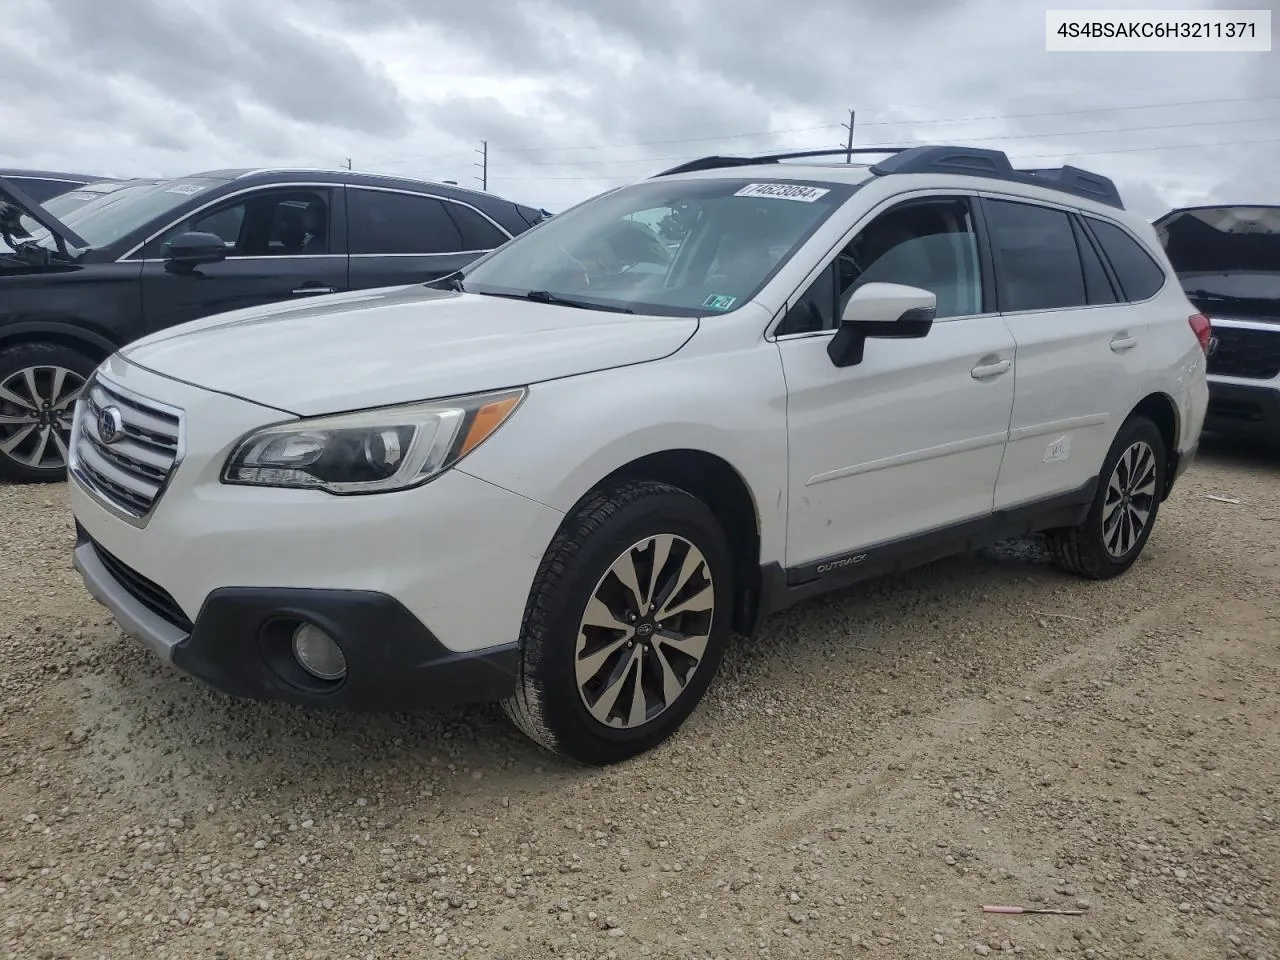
[1126,391,1180,500]
[0,321,118,362]
[583,449,765,638]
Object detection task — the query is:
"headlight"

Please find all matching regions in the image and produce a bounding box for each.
[221,388,525,494]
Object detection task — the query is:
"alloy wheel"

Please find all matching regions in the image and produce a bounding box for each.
[1102,440,1157,559]
[575,533,715,729]
[0,365,86,471]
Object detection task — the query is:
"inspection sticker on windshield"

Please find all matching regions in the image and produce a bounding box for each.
[734,182,830,203]
[703,294,737,311]
[166,183,206,196]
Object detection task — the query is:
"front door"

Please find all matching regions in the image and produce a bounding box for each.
[777,194,1017,576]
[138,185,350,332]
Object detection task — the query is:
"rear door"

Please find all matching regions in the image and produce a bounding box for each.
[345,186,511,289]
[137,185,350,332]
[985,196,1149,510]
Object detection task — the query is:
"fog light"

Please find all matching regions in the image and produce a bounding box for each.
[291,623,347,681]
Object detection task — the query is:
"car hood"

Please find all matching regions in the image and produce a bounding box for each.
[1153,205,1280,316]
[0,176,88,249]
[120,284,701,416]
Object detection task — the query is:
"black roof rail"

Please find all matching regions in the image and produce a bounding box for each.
[652,147,907,178]
[652,143,1125,210]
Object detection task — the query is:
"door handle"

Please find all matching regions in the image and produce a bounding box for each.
[1110,333,1138,352]
[292,285,336,296]
[971,358,1012,380]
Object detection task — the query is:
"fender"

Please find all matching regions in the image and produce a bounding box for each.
[0,319,118,357]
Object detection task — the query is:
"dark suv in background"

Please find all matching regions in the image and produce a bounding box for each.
[0,168,548,481]
[0,168,106,203]
[1155,204,1280,444]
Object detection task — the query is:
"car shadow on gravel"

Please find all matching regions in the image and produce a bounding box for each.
[66,533,1088,810]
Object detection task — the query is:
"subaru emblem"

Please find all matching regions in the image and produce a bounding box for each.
[97,405,124,444]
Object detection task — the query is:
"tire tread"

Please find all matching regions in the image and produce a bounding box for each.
[500,479,695,758]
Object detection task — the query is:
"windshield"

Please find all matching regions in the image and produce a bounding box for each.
[459,176,856,316]
[21,177,228,255]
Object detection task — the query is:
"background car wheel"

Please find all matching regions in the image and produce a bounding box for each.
[0,343,97,483]
[501,480,734,765]
[1045,415,1167,580]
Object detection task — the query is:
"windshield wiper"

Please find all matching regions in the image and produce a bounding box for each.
[1184,289,1236,300]
[523,290,634,314]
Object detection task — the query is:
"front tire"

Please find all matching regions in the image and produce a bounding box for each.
[501,480,734,765]
[1046,415,1167,580]
[0,342,97,483]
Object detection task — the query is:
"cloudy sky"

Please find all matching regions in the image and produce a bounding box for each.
[2,0,1277,218]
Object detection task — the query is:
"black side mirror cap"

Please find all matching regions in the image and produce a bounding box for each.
[164,231,227,270]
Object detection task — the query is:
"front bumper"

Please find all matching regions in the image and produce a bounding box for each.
[74,525,520,710]
[1204,380,1280,441]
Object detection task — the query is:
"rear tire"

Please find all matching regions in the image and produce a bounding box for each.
[501,480,734,765]
[0,343,97,483]
[1046,415,1167,580]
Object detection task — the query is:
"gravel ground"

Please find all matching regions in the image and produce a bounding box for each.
[1,441,1277,960]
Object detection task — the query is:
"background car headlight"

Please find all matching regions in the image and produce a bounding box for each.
[221,388,525,493]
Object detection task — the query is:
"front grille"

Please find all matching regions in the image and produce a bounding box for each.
[89,537,193,632]
[1207,325,1280,380]
[71,376,183,520]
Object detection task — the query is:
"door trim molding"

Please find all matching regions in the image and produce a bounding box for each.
[807,431,1009,486]
[1008,413,1108,443]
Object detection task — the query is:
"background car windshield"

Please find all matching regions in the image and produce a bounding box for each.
[22,177,227,253]
[461,177,853,316]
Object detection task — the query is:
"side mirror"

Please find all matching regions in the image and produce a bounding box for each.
[827,282,937,368]
[164,231,227,271]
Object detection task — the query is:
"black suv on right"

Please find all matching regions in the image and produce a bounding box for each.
[1155,205,1280,445]
[0,168,548,481]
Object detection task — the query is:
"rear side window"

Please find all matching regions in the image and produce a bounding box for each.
[1084,217,1166,301]
[1071,217,1119,305]
[349,189,463,255]
[444,202,507,250]
[984,199,1087,312]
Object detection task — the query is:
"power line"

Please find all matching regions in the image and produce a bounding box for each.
[507,114,1280,168]
[343,94,1280,179]
[487,133,1280,181]
[489,93,1280,158]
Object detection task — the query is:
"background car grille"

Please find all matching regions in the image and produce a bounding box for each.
[1207,325,1280,380]
[72,377,182,519]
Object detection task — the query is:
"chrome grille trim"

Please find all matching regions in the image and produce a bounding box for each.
[68,374,185,527]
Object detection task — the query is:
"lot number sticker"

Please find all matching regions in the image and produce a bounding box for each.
[703,294,738,311]
[166,183,206,196]
[734,183,830,203]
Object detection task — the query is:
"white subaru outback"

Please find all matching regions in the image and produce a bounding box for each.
[67,145,1210,765]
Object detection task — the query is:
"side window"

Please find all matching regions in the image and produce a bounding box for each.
[777,197,984,336]
[444,202,508,250]
[984,199,1087,312]
[349,189,463,255]
[1070,217,1120,305]
[193,204,246,247]
[146,188,330,258]
[1084,217,1166,301]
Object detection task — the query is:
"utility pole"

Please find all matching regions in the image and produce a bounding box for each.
[842,109,855,162]
[474,140,488,191]
[343,157,352,170]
